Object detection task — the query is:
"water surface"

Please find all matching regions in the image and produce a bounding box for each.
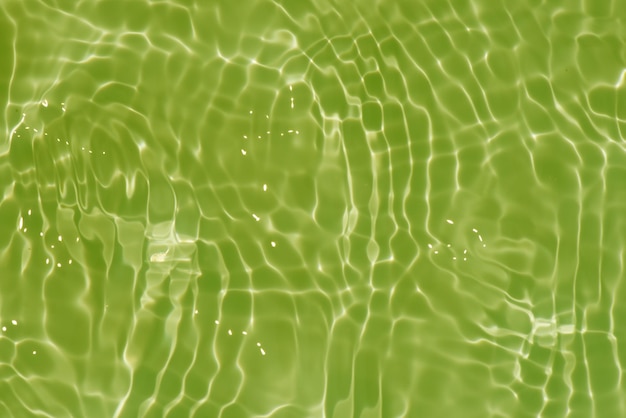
[1,0,626,417]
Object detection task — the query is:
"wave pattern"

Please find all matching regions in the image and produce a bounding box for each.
[1,0,626,417]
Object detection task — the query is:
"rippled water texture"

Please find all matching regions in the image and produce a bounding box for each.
[2,0,626,417]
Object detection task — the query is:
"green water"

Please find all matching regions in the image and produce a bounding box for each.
[2,0,626,417]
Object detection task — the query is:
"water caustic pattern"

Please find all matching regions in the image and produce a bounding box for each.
[1,0,626,416]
